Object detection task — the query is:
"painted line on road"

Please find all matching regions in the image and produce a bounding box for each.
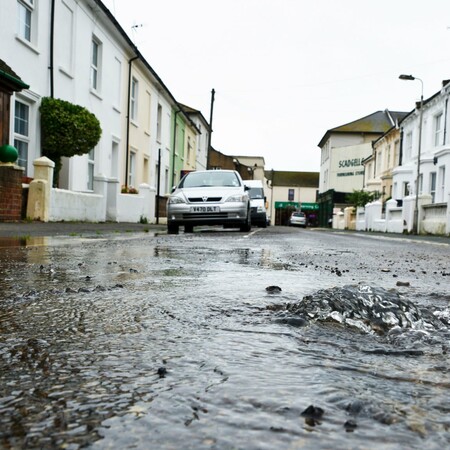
[334,231,449,247]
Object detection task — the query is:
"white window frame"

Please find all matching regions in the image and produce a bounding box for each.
[430,172,437,203]
[434,112,443,147]
[14,99,30,174]
[130,77,138,122]
[17,0,34,43]
[87,148,95,191]
[90,37,102,92]
[438,166,445,202]
[128,151,136,188]
[404,131,412,162]
[156,104,162,143]
[376,150,382,175]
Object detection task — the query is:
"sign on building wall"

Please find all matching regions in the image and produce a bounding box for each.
[331,144,371,192]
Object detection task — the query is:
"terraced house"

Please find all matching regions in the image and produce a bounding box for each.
[0,0,209,223]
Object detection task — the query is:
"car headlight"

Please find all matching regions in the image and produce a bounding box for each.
[168,195,186,204]
[226,194,246,202]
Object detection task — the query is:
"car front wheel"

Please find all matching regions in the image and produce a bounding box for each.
[240,211,252,232]
[167,223,179,234]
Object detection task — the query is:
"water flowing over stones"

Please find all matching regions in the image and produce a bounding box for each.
[272,284,449,335]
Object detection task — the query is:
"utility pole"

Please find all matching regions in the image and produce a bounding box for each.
[206,89,215,169]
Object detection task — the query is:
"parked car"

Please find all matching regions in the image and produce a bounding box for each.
[166,170,252,234]
[289,211,307,228]
[244,179,268,228]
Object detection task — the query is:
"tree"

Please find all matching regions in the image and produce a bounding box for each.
[40,97,102,186]
[346,189,380,208]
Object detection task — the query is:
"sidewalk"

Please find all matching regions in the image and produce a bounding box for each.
[0,221,166,238]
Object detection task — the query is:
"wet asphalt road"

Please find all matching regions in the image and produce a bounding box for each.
[0,224,449,449]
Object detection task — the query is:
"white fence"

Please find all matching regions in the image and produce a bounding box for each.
[343,194,449,236]
[27,157,156,223]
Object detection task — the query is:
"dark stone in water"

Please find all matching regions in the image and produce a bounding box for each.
[344,420,357,431]
[157,367,167,378]
[266,285,282,293]
[301,405,324,419]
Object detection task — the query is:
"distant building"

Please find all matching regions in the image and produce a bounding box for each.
[317,110,407,227]
[265,170,319,226]
[363,124,404,202]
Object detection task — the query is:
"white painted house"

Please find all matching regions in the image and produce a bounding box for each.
[394,81,450,205]
[1,0,202,223]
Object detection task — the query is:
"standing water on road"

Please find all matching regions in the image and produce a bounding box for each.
[0,228,449,449]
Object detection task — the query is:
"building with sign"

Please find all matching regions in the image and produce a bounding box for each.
[317,110,408,227]
[264,170,319,226]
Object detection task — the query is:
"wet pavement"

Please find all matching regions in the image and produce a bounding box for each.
[0,225,449,449]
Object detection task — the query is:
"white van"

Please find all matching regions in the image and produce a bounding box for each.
[244,180,268,228]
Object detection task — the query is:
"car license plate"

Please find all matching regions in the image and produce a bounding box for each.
[190,206,219,213]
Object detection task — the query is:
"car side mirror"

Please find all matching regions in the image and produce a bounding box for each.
[244,185,250,191]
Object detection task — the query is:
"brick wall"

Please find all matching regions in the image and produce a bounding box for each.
[0,165,24,221]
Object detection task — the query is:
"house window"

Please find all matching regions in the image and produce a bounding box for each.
[187,136,192,162]
[145,91,151,133]
[131,77,138,121]
[14,100,30,174]
[157,104,162,142]
[143,157,149,183]
[404,132,412,161]
[403,182,410,197]
[17,0,33,42]
[430,172,437,203]
[90,37,101,91]
[128,151,136,187]
[434,113,443,147]
[376,150,382,175]
[416,174,423,196]
[288,189,294,201]
[438,166,445,202]
[393,140,400,166]
[87,148,95,190]
[386,145,391,168]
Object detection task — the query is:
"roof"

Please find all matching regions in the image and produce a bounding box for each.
[264,170,319,188]
[178,103,211,131]
[0,59,29,91]
[318,110,408,148]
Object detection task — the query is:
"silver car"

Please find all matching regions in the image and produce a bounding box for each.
[166,170,252,234]
[289,211,307,228]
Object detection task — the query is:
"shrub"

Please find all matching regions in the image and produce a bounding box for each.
[40,97,102,186]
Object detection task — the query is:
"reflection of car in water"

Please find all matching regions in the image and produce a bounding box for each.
[166,170,251,234]
[244,179,268,228]
[289,211,307,228]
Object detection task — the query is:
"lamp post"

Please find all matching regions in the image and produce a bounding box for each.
[399,74,423,235]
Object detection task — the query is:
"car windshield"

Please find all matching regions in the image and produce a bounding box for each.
[292,212,304,217]
[180,171,241,188]
[248,187,264,199]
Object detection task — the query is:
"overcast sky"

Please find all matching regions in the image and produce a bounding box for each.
[103,0,450,172]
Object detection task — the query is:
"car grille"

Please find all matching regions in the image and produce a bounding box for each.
[182,213,228,219]
[188,197,222,203]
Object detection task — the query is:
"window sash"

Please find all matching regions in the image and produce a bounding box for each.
[14,101,29,136]
[128,152,136,187]
[18,2,32,41]
[91,40,99,90]
[434,113,443,147]
[131,78,138,121]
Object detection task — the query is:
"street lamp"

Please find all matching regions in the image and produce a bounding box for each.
[399,74,424,235]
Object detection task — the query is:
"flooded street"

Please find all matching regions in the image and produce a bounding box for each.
[0,227,449,449]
